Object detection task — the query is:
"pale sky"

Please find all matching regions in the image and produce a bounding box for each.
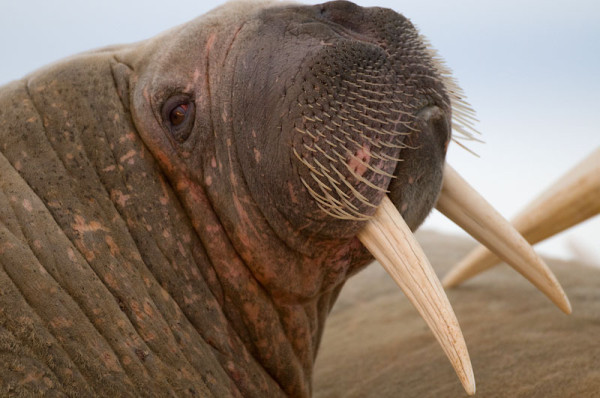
[1,0,598,264]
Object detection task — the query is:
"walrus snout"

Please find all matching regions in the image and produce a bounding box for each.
[223,1,452,243]
[416,106,451,153]
[386,104,451,230]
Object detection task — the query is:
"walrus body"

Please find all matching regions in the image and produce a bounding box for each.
[0,1,455,396]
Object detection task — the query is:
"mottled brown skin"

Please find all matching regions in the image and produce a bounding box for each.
[0,1,450,396]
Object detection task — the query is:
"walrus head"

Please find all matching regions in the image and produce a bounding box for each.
[233,1,452,233]
[108,0,569,395]
[120,0,454,242]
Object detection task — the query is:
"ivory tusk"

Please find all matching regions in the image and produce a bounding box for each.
[443,148,600,287]
[436,164,571,314]
[358,195,476,395]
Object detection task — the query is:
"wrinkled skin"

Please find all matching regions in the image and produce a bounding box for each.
[0,1,450,396]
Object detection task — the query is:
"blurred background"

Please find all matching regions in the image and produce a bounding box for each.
[1,0,598,266]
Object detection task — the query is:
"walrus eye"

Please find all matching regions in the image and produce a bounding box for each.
[170,104,188,126]
[161,95,195,143]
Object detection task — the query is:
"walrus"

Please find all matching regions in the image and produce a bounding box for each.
[0,0,572,396]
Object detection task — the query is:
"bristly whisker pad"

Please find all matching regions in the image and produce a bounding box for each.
[289,21,477,221]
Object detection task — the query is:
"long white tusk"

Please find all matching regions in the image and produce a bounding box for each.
[443,148,600,287]
[358,195,476,395]
[436,164,572,314]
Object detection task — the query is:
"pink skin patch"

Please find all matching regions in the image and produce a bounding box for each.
[288,181,299,204]
[22,199,33,212]
[119,150,137,164]
[347,145,371,177]
[254,148,261,163]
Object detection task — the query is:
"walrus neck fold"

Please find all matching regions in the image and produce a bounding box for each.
[169,167,368,397]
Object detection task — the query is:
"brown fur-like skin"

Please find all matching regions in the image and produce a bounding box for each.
[0,1,451,396]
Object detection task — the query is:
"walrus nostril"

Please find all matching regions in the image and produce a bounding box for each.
[416,106,451,152]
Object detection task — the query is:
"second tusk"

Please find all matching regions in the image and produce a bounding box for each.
[436,164,571,314]
[442,148,600,288]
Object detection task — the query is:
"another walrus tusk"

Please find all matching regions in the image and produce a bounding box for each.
[442,148,600,289]
[436,164,572,314]
[358,195,476,396]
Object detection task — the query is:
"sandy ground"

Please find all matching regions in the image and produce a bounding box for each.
[313,231,600,397]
